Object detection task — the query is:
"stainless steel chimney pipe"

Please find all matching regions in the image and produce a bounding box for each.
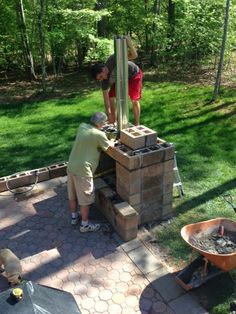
[114,36,129,131]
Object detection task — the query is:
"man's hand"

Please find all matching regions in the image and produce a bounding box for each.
[109,138,119,147]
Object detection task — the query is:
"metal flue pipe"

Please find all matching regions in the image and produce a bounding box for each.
[114,36,129,131]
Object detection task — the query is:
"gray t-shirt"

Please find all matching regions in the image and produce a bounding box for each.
[101,54,139,90]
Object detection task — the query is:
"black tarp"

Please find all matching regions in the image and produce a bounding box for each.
[0,281,81,314]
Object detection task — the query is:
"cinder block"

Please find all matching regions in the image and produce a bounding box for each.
[128,193,141,206]
[0,177,7,192]
[141,163,163,189]
[141,146,165,167]
[120,127,146,150]
[96,192,138,242]
[1,167,48,192]
[48,162,67,178]
[111,146,141,170]
[163,171,174,185]
[162,204,174,219]
[95,151,116,175]
[116,212,138,230]
[114,202,139,236]
[142,187,163,203]
[116,163,141,195]
[99,186,117,199]
[94,178,108,190]
[95,190,116,224]
[115,225,138,242]
[139,207,162,225]
[114,201,137,217]
[120,125,157,150]
[30,167,50,182]
[138,126,157,147]
[161,143,175,160]
[6,171,36,190]
[116,181,129,201]
[163,182,173,194]
[163,192,173,205]
[163,159,174,173]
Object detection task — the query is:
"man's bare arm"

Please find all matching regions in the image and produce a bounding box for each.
[103,90,115,124]
[126,35,138,60]
[103,90,111,115]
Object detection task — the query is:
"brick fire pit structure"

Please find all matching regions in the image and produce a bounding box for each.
[0,124,175,243]
[95,125,175,242]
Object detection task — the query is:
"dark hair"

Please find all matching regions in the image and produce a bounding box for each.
[90,63,105,80]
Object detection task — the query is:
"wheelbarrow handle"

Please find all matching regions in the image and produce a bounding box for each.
[223,193,236,212]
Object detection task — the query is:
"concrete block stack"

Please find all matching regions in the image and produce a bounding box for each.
[107,125,175,225]
[94,178,138,242]
[0,164,66,192]
[120,125,157,150]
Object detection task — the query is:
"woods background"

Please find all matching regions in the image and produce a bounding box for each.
[0,0,236,87]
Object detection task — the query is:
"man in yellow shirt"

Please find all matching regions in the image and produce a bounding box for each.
[67,112,114,232]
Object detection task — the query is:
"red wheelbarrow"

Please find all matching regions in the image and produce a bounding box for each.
[175,218,236,290]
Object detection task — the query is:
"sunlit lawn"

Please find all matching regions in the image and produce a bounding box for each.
[0,79,236,313]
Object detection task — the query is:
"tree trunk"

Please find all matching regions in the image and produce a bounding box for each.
[150,0,161,65]
[144,0,149,53]
[212,0,230,101]
[16,0,37,80]
[38,0,46,92]
[167,0,175,38]
[154,0,161,15]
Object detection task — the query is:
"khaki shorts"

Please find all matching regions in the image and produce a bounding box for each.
[67,171,95,205]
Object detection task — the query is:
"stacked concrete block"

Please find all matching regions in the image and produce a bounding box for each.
[30,167,50,182]
[113,202,139,241]
[94,178,139,242]
[112,134,175,224]
[111,144,167,171]
[137,125,157,147]
[95,151,116,176]
[0,163,67,192]
[0,177,7,192]
[120,125,157,150]
[4,171,39,191]
[48,162,67,179]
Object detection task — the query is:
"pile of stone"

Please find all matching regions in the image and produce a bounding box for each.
[190,228,236,254]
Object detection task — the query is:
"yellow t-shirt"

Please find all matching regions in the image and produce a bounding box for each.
[68,123,110,177]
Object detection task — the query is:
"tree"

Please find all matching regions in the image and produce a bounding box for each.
[212,0,231,101]
[38,0,46,91]
[15,0,37,79]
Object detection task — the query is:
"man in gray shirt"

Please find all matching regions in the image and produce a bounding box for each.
[91,37,142,126]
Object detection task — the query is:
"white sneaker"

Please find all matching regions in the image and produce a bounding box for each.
[71,217,79,225]
[80,223,100,233]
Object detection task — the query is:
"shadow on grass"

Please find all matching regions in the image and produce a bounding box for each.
[176,178,236,214]
[0,112,89,176]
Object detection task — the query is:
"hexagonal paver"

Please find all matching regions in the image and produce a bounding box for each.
[94,300,108,312]
[99,289,112,301]
[0,179,208,314]
[112,292,126,304]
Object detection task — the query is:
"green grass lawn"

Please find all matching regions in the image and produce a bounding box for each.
[0,88,104,177]
[0,79,236,312]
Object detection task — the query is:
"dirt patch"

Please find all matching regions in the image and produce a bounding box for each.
[0,70,98,106]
